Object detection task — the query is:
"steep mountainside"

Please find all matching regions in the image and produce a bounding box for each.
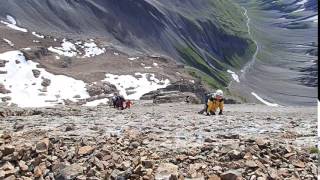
[0,0,256,89]
[230,0,318,106]
[0,0,317,106]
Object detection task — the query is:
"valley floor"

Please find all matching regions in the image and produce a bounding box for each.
[0,103,318,179]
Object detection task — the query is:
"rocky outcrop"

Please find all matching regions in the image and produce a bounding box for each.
[41,77,51,87]
[86,82,117,97]
[32,69,41,78]
[0,60,8,67]
[142,80,240,104]
[22,47,50,60]
[143,91,201,104]
[0,83,11,94]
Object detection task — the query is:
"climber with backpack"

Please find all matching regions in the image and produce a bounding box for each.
[206,89,224,116]
[198,92,215,114]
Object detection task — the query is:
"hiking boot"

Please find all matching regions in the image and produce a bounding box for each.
[206,113,210,116]
[211,112,216,115]
[218,110,223,115]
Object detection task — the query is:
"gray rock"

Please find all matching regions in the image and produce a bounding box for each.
[32,69,41,78]
[55,164,84,180]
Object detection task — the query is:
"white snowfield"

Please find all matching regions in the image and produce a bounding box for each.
[227,70,240,83]
[48,39,105,58]
[0,15,28,32]
[104,73,170,100]
[0,51,89,107]
[251,92,279,107]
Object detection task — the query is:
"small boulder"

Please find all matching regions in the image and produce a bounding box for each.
[292,160,305,168]
[41,78,51,87]
[155,163,179,180]
[36,138,50,153]
[32,69,41,78]
[2,145,15,156]
[245,160,258,168]
[78,146,95,155]
[221,170,242,180]
[18,161,29,171]
[142,160,154,169]
[55,164,84,180]
[208,175,221,180]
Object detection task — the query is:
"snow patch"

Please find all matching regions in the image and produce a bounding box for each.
[48,39,105,58]
[85,98,109,107]
[0,15,28,32]
[3,39,14,47]
[103,73,170,100]
[144,66,152,69]
[227,70,240,83]
[32,32,45,39]
[153,63,158,66]
[48,39,77,57]
[82,42,106,58]
[0,50,89,107]
[251,92,279,107]
[128,57,139,61]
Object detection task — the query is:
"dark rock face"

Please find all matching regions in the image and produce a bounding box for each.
[86,82,118,97]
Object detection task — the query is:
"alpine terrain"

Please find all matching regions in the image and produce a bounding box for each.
[0,0,318,179]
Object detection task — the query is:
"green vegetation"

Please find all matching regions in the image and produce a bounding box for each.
[171,0,257,90]
[309,147,320,154]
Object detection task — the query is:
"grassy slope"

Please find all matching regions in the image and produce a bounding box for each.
[172,0,256,90]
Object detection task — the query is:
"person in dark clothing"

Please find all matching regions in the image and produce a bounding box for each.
[198,92,214,114]
[116,95,125,110]
[112,93,118,108]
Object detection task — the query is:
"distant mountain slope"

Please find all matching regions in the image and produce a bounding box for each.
[0,0,256,89]
[230,0,318,106]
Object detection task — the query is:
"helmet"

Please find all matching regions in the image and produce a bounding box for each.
[216,89,223,97]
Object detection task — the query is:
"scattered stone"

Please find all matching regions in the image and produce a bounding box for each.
[55,164,84,179]
[292,160,305,168]
[142,159,154,169]
[2,145,15,156]
[36,138,50,153]
[255,138,268,148]
[221,170,242,180]
[245,160,258,168]
[18,161,29,171]
[208,175,221,180]
[155,163,179,179]
[78,146,95,155]
[228,150,242,160]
